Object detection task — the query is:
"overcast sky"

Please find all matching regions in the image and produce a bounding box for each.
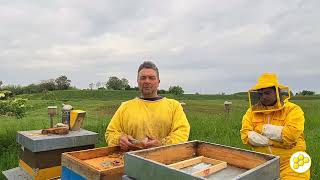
[1,0,319,94]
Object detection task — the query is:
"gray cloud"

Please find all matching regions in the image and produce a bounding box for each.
[1,0,319,94]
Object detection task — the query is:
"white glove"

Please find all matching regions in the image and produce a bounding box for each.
[248,131,269,146]
[262,124,283,141]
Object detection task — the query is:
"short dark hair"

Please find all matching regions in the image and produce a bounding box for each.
[138,61,159,78]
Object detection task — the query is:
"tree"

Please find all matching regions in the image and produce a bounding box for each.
[126,86,139,91]
[106,76,122,90]
[39,79,56,91]
[157,89,167,94]
[121,78,130,90]
[1,84,24,95]
[24,84,42,94]
[0,80,2,89]
[89,83,94,90]
[168,86,184,95]
[106,76,129,90]
[300,90,315,96]
[96,81,102,89]
[55,75,71,90]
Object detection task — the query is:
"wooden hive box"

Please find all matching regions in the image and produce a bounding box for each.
[61,146,125,180]
[13,129,97,180]
[18,145,94,180]
[124,140,280,180]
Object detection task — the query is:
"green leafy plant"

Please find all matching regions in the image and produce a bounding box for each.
[0,98,30,118]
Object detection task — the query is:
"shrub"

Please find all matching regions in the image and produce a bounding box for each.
[0,98,30,118]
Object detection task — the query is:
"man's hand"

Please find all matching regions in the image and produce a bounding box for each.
[119,134,134,151]
[144,136,162,148]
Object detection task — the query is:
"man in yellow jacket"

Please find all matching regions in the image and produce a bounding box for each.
[240,73,310,180]
[106,61,190,151]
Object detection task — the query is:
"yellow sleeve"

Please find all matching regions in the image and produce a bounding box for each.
[268,140,294,149]
[105,104,125,146]
[161,102,190,145]
[281,105,305,146]
[240,109,253,145]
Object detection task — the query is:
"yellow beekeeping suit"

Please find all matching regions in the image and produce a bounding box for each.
[106,97,190,146]
[241,73,310,179]
[241,102,310,179]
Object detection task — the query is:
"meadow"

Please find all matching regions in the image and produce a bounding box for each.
[0,90,319,179]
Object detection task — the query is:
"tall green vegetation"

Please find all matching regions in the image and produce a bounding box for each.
[0,90,29,119]
[0,98,29,118]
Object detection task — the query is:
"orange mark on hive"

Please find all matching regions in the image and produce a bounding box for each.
[204,168,210,176]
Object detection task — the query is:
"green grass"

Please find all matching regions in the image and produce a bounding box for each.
[185,100,248,149]
[1,92,319,179]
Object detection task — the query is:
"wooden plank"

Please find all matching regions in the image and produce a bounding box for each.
[66,146,121,160]
[197,143,269,169]
[41,127,69,135]
[168,156,228,177]
[134,142,197,165]
[202,157,225,165]
[100,166,123,180]
[168,156,204,169]
[192,161,227,177]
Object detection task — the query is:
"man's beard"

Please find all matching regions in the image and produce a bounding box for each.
[141,88,155,95]
[261,99,277,106]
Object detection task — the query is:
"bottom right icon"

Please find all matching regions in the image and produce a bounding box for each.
[290,151,311,173]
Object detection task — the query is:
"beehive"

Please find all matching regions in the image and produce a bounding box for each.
[61,146,124,180]
[3,129,97,180]
[124,140,280,180]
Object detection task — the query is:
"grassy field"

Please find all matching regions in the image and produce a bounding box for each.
[0,90,319,179]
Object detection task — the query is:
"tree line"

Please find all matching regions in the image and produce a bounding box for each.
[295,90,316,96]
[0,75,185,96]
[4,75,314,97]
[0,75,71,95]
[89,76,185,95]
